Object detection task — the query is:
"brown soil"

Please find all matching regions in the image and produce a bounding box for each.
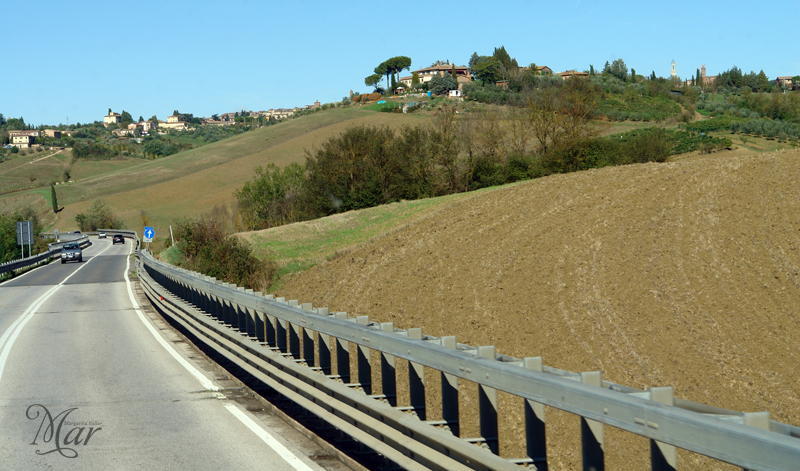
[277,149,800,470]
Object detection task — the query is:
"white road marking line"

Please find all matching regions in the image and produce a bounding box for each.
[124,244,218,391]
[224,403,315,471]
[0,242,114,387]
[129,247,318,469]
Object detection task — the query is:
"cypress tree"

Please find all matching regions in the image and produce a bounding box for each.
[51,184,58,213]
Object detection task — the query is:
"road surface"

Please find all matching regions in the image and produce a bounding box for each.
[0,239,347,470]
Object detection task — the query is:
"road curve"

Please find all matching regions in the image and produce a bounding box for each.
[0,239,344,470]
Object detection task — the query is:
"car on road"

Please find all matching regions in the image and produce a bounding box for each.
[98,232,106,239]
[60,243,82,264]
[112,235,124,245]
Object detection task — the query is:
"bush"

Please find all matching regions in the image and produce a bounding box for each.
[174,216,276,290]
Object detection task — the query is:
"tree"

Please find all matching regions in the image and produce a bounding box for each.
[756,70,770,92]
[631,68,636,83]
[51,184,58,213]
[429,73,458,95]
[526,77,600,156]
[470,55,505,84]
[6,117,26,130]
[75,199,122,231]
[608,58,628,81]
[493,46,513,73]
[235,162,306,229]
[120,110,133,126]
[374,56,412,91]
[589,65,595,76]
[138,116,144,123]
[374,60,391,90]
[411,72,421,88]
[365,74,382,91]
[388,56,412,84]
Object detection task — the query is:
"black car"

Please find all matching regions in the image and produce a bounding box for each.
[112,235,125,244]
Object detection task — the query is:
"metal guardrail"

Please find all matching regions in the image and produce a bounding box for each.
[0,236,91,277]
[136,250,800,471]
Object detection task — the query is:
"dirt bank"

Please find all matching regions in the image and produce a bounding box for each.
[279,149,800,469]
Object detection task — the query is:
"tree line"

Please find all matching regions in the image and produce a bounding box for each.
[235,77,674,231]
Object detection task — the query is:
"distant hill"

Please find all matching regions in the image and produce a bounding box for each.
[273,148,800,470]
[0,106,428,235]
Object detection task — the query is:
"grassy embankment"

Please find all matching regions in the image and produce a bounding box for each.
[235,188,506,290]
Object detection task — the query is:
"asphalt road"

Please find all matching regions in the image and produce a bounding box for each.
[0,239,345,470]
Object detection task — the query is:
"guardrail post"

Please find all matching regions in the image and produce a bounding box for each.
[356,316,372,394]
[221,283,232,324]
[524,357,548,471]
[199,282,209,310]
[317,308,331,375]
[235,287,246,332]
[212,291,225,322]
[408,328,426,420]
[335,313,350,383]
[302,303,315,367]
[176,280,185,301]
[277,318,288,353]
[649,387,676,471]
[580,371,605,471]
[478,345,499,455]
[245,290,257,337]
[289,322,301,359]
[441,336,459,436]
[380,323,397,406]
[191,283,200,308]
[265,313,276,347]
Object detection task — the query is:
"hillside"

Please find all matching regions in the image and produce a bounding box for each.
[273,149,800,470]
[0,107,429,234]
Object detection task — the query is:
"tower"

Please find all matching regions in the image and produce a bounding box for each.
[671,60,676,78]
[701,64,706,79]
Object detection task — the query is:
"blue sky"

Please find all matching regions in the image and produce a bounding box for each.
[6,1,798,126]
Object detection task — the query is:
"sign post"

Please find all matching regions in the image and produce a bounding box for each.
[16,221,33,259]
[143,226,155,251]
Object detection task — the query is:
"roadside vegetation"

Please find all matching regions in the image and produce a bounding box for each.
[169,206,277,291]
[0,207,48,262]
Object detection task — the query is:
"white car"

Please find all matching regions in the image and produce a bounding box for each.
[98,232,106,239]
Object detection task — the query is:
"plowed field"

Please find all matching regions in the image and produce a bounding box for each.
[278,149,800,470]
